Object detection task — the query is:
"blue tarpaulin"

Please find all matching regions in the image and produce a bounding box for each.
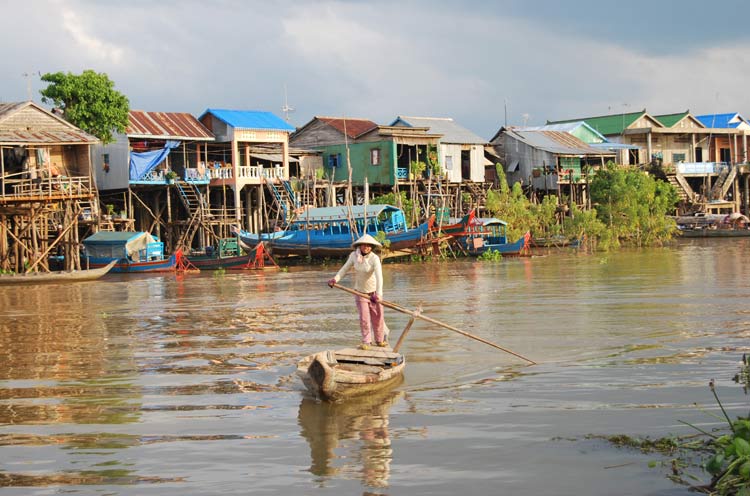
[129,141,180,180]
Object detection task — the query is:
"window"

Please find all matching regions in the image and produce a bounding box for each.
[328,153,341,168]
[672,153,686,163]
[445,155,453,170]
[370,148,380,165]
[102,153,110,173]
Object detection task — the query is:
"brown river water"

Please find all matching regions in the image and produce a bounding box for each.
[1,238,749,495]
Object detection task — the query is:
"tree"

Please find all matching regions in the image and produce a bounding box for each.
[40,70,129,144]
[589,162,678,247]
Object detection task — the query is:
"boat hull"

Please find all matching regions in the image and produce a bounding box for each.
[0,260,117,285]
[240,223,431,258]
[679,228,750,238]
[82,254,176,273]
[185,253,257,270]
[297,348,405,402]
[467,234,528,256]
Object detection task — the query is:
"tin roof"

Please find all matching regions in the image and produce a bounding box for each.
[127,110,214,140]
[505,129,613,156]
[319,117,378,139]
[548,110,649,136]
[200,109,295,132]
[653,111,691,128]
[0,101,98,145]
[390,116,486,144]
[695,113,748,129]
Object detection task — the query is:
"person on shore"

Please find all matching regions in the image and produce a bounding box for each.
[328,234,388,350]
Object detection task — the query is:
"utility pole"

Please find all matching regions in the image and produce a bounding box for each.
[21,71,40,102]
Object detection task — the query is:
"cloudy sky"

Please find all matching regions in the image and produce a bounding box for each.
[2,0,749,139]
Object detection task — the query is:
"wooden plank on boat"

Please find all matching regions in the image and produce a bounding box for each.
[334,348,401,359]
[334,348,403,367]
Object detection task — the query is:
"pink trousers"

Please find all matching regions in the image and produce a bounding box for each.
[354,295,386,344]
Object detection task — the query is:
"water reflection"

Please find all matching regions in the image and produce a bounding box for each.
[298,387,403,490]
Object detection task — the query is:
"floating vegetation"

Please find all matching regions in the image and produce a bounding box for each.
[478,249,503,262]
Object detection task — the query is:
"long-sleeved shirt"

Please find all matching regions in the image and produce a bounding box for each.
[333,250,383,297]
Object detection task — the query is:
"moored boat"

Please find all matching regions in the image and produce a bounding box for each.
[297,347,405,402]
[184,239,277,270]
[81,231,176,273]
[0,260,117,285]
[236,204,433,258]
[438,211,530,256]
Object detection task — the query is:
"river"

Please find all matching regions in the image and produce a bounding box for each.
[1,238,748,495]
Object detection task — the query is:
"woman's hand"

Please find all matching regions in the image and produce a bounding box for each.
[327,278,336,288]
[370,293,380,303]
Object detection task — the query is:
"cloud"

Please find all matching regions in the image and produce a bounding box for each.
[57,1,126,64]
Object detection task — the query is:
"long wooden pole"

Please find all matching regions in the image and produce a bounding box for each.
[333,283,536,364]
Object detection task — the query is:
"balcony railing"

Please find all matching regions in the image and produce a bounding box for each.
[209,165,285,181]
[2,172,92,201]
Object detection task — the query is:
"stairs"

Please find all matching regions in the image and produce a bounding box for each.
[709,165,737,201]
[175,181,207,217]
[667,174,693,202]
[264,179,299,224]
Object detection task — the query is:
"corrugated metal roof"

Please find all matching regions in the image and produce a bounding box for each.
[319,117,378,139]
[653,111,690,128]
[127,110,214,140]
[507,129,613,155]
[390,116,486,144]
[696,113,747,128]
[0,101,98,144]
[293,205,398,223]
[524,121,607,143]
[548,110,648,136]
[201,109,295,132]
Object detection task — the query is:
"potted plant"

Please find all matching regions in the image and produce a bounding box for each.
[105,204,115,218]
[165,170,178,184]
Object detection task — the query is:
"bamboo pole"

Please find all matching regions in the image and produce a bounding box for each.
[333,283,536,364]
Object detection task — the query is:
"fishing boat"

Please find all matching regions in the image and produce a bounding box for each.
[236,205,433,258]
[0,260,117,285]
[297,347,405,402]
[437,211,529,256]
[676,212,750,237]
[184,238,276,270]
[81,231,176,273]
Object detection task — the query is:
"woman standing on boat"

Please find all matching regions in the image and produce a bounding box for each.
[328,234,388,350]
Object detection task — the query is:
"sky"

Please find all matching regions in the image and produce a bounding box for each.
[2,0,750,140]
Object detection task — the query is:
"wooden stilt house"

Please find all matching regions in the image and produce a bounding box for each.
[92,110,217,253]
[0,101,99,272]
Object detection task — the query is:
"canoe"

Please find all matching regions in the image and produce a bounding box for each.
[297,347,405,401]
[0,260,117,285]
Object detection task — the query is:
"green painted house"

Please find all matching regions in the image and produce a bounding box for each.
[290,116,441,190]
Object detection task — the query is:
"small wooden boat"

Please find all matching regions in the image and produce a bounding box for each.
[0,260,117,285]
[297,347,405,402]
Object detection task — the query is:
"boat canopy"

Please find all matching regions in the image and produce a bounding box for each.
[83,231,159,259]
[292,205,401,223]
[474,218,507,226]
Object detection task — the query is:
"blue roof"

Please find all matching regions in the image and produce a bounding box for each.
[200,109,295,132]
[695,113,747,129]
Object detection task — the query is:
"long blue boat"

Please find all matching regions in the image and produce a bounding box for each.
[236,205,433,258]
[81,231,176,273]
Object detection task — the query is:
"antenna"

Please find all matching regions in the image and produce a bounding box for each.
[522,113,530,126]
[282,84,295,122]
[21,71,40,102]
